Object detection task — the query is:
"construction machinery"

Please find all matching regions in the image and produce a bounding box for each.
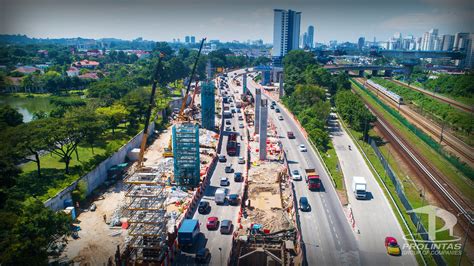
[163,38,206,158]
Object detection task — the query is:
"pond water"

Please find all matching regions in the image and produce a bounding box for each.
[0,95,54,122]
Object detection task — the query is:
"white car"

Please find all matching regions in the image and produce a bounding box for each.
[238,156,245,164]
[239,122,244,128]
[292,169,302,181]
[299,144,307,152]
[278,115,284,121]
[220,177,230,186]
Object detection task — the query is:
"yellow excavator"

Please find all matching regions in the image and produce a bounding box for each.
[162,38,206,158]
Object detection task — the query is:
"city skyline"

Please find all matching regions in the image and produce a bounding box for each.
[1,0,473,43]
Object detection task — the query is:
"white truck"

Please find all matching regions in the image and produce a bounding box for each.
[352,176,367,200]
[215,188,227,205]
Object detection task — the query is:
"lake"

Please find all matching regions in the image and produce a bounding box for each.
[0,95,55,122]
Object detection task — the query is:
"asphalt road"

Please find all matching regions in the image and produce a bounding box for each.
[174,70,246,265]
[245,77,361,266]
[328,114,417,265]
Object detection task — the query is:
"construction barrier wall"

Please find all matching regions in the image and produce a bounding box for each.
[44,116,159,211]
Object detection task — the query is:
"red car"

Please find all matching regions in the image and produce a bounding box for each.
[206,217,219,230]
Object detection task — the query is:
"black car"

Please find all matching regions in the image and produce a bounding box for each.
[195,248,210,263]
[218,155,227,162]
[228,194,240,205]
[234,172,243,182]
[198,201,211,214]
[299,197,311,212]
[225,119,231,125]
[275,108,280,113]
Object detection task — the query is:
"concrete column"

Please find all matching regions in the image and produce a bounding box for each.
[384,70,393,77]
[279,73,284,98]
[242,74,247,94]
[259,99,268,160]
[372,70,378,76]
[358,70,364,77]
[344,70,350,75]
[254,88,261,134]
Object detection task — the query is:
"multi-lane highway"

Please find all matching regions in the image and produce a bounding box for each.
[175,70,246,265]
[328,114,417,265]
[246,77,361,265]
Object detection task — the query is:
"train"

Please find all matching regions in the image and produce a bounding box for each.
[366,79,404,105]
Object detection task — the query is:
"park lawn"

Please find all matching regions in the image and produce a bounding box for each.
[351,81,474,203]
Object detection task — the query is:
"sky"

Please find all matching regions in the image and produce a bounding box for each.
[1,0,473,44]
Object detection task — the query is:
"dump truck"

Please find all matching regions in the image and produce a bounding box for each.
[226,133,238,156]
[352,176,367,199]
[305,168,321,191]
[178,219,200,247]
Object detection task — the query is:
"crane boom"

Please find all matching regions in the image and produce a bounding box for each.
[178,38,206,120]
[137,52,164,167]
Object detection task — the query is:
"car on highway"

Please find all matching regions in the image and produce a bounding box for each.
[220,177,230,186]
[237,108,241,113]
[198,201,211,214]
[238,115,243,120]
[206,217,219,230]
[225,164,233,173]
[270,105,275,109]
[287,131,295,139]
[225,126,232,131]
[195,248,210,263]
[272,101,276,105]
[275,108,280,113]
[278,115,284,121]
[234,172,243,182]
[299,197,311,212]
[218,155,227,162]
[220,220,233,234]
[239,122,244,128]
[225,120,231,125]
[299,144,307,152]
[238,156,245,164]
[292,169,302,181]
[228,194,240,205]
[385,237,401,256]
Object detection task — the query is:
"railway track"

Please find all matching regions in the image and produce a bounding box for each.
[356,77,474,166]
[390,79,474,114]
[352,85,474,237]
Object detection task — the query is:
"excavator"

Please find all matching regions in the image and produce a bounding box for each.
[162,38,206,158]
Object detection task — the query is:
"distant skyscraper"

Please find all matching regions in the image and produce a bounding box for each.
[191,36,196,44]
[272,9,301,66]
[441,34,454,51]
[302,32,308,48]
[307,25,314,48]
[453,33,473,68]
[185,36,190,43]
[358,37,365,50]
[421,28,439,50]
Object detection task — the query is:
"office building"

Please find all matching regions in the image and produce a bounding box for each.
[358,37,365,50]
[454,33,473,68]
[185,36,190,43]
[191,36,196,44]
[441,34,455,51]
[302,32,308,48]
[307,26,314,48]
[421,29,438,51]
[272,9,301,66]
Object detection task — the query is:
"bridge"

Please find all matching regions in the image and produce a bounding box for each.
[323,64,404,76]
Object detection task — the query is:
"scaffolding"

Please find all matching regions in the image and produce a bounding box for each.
[201,81,215,130]
[172,123,200,187]
[124,167,168,263]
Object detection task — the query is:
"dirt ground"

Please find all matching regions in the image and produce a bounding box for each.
[60,181,126,265]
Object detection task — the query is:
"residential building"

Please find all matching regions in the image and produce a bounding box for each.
[185,36,190,43]
[66,67,80,77]
[453,32,473,68]
[14,66,41,74]
[72,59,100,69]
[191,36,196,44]
[272,9,301,66]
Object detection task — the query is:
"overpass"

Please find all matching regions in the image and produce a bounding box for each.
[323,64,403,76]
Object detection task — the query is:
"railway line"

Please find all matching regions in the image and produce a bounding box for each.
[355,77,474,167]
[352,84,474,239]
[390,79,474,114]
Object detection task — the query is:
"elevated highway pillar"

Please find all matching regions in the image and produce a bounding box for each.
[384,70,393,77]
[371,70,378,76]
[358,70,364,77]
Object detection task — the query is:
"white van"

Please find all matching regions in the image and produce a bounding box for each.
[215,188,227,205]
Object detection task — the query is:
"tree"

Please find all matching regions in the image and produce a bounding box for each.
[65,107,106,154]
[166,57,190,86]
[96,104,128,135]
[0,198,70,265]
[283,50,316,70]
[46,118,83,174]
[0,105,23,129]
[5,120,51,177]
